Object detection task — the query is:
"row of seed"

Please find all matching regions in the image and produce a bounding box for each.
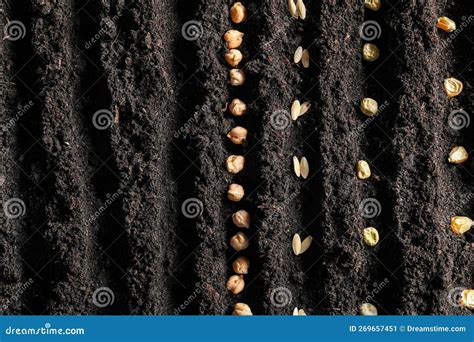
[437,15,473,310]
[223,2,253,317]
[288,0,311,317]
[356,0,383,317]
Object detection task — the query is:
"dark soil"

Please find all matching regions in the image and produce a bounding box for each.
[0,0,472,315]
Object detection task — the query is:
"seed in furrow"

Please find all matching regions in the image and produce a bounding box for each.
[436,17,456,32]
[288,0,298,18]
[227,126,248,145]
[448,146,468,164]
[226,155,245,174]
[359,303,378,315]
[292,307,306,315]
[292,233,302,255]
[362,43,379,62]
[233,303,252,315]
[294,46,303,64]
[296,0,306,19]
[362,227,379,247]
[360,98,378,117]
[450,216,473,235]
[233,256,249,274]
[363,0,381,11]
[229,99,247,116]
[300,157,309,179]
[444,78,463,97]
[232,210,250,229]
[300,236,312,254]
[230,2,247,24]
[228,183,245,202]
[230,232,249,251]
[226,274,245,294]
[229,69,245,86]
[293,156,301,178]
[291,100,301,121]
[301,49,309,68]
[299,101,311,117]
[224,30,244,49]
[225,49,243,67]
[356,160,371,180]
[460,290,474,309]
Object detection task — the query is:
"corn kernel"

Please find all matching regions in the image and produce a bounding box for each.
[450,216,473,235]
[460,289,474,310]
[363,0,381,11]
[448,146,468,164]
[356,160,371,180]
[360,98,378,116]
[444,78,463,97]
[436,17,456,32]
[232,303,252,315]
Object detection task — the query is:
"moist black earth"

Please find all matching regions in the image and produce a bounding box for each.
[0,0,473,315]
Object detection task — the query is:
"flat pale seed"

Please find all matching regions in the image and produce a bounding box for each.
[298,309,306,316]
[293,156,301,178]
[296,0,306,19]
[300,236,312,254]
[292,307,299,315]
[291,100,301,121]
[288,0,297,17]
[300,157,309,179]
[292,233,302,255]
[299,101,311,117]
[294,46,303,64]
[301,49,309,68]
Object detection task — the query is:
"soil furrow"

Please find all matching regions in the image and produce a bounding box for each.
[248,0,322,315]
[184,0,234,315]
[313,1,369,315]
[98,0,184,314]
[391,0,472,314]
[18,0,103,313]
[0,1,30,314]
[359,2,405,314]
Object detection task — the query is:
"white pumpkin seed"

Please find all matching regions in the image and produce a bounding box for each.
[302,49,309,68]
[294,46,303,64]
[288,0,298,17]
[299,101,311,117]
[292,233,302,255]
[293,156,301,178]
[300,157,309,179]
[296,0,306,19]
[300,236,312,254]
[291,100,301,121]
